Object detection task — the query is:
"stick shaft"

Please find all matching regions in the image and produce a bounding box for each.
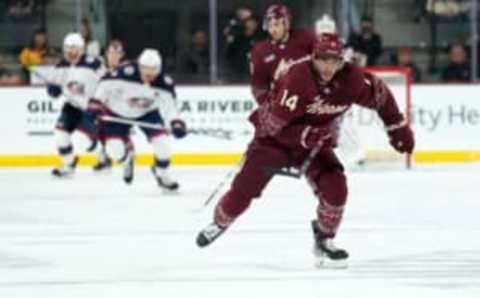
[101,115,166,130]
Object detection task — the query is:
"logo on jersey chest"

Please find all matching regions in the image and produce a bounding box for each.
[306,97,349,115]
[128,97,155,109]
[66,81,85,95]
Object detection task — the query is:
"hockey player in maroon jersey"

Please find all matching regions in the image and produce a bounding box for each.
[250,4,317,105]
[196,32,414,267]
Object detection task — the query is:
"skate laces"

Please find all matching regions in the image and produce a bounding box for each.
[322,238,340,251]
[155,169,175,184]
[59,163,74,172]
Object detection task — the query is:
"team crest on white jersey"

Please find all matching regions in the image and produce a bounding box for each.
[128,97,155,109]
[264,54,276,63]
[66,81,85,95]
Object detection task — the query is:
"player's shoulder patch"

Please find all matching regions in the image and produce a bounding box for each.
[163,74,174,85]
[80,55,102,70]
[110,70,119,77]
[264,53,276,64]
[152,73,176,97]
[85,55,95,64]
[122,65,136,76]
[102,63,138,82]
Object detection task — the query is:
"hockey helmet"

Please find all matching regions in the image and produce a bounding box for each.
[312,33,344,59]
[263,4,292,30]
[138,48,162,72]
[63,32,85,48]
[315,14,336,35]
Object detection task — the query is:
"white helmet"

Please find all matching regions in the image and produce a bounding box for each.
[315,14,336,35]
[138,48,162,71]
[63,32,85,48]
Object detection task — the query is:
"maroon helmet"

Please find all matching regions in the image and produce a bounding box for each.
[263,4,292,30]
[312,33,344,58]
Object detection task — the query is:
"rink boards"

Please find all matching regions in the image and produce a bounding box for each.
[0,85,479,166]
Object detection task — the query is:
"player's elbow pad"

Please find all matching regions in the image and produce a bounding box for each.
[47,84,62,98]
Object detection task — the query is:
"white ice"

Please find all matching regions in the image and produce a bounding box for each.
[0,164,479,298]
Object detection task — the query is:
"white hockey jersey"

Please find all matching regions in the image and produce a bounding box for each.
[93,63,179,121]
[50,55,104,110]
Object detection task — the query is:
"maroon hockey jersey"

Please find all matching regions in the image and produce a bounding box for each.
[249,28,317,105]
[250,60,407,151]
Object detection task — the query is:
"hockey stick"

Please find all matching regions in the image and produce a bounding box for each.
[100,115,248,140]
[201,160,240,207]
[30,69,49,83]
[263,144,322,179]
[189,154,245,213]
[199,154,245,207]
[29,68,56,85]
[101,115,168,130]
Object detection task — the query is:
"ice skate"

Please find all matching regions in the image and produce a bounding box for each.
[311,220,348,268]
[123,151,134,184]
[196,222,227,247]
[93,148,112,172]
[93,158,112,172]
[151,166,179,192]
[52,156,79,178]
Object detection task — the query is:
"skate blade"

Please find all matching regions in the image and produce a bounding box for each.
[314,258,348,269]
[51,172,75,179]
[93,168,112,175]
[162,188,180,195]
[51,175,74,180]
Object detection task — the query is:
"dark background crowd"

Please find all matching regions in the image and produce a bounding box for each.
[0,0,478,85]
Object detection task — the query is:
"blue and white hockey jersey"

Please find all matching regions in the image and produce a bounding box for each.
[49,55,104,110]
[93,63,180,121]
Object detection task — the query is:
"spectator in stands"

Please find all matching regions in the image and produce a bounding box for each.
[441,43,471,82]
[0,69,23,85]
[80,18,101,57]
[394,46,422,82]
[347,15,383,66]
[0,55,24,85]
[413,0,428,22]
[7,0,33,17]
[19,29,49,70]
[337,0,360,38]
[224,7,265,79]
[426,0,467,19]
[180,30,210,75]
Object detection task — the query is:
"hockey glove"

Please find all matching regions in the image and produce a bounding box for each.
[302,126,337,150]
[170,119,187,139]
[86,99,109,124]
[387,125,414,154]
[47,84,62,98]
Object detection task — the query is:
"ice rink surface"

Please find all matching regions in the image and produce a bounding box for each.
[0,164,479,298]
